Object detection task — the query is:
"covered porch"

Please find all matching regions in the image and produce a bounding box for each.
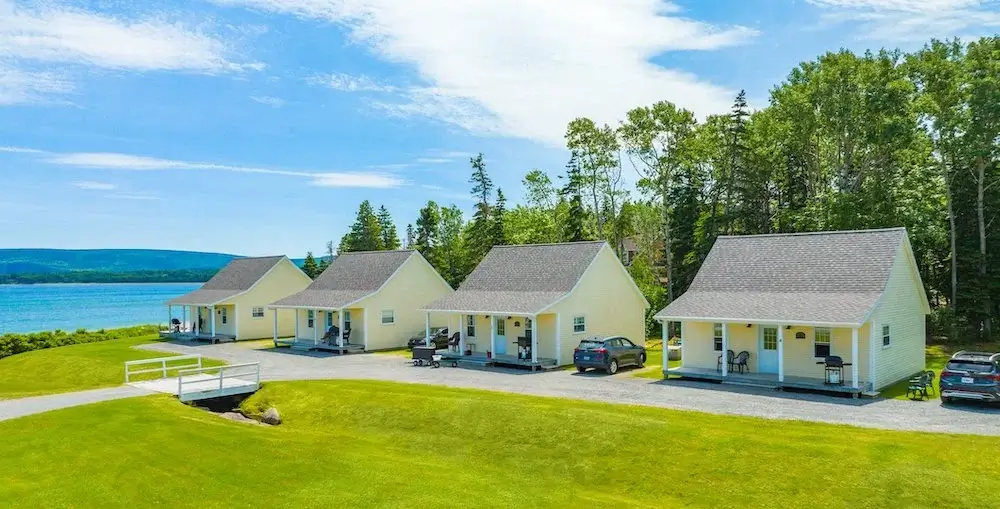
[421,311,564,368]
[269,306,366,352]
[658,319,873,395]
[164,303,237,342]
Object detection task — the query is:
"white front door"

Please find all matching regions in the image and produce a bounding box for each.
[758,326,779,373]
[494,317,507,355]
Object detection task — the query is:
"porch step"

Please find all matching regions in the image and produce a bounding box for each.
[290,344,314,351]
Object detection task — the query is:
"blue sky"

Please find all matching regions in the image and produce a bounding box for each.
[2,0,998,257]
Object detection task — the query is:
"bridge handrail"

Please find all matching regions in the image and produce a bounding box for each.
[177,362,261,396]
[124,355,202,383]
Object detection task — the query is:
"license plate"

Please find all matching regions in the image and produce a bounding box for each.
[583,356,591,361]
[962,377,975,384]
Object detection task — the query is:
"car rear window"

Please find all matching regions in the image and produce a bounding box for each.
[578,340,603,349]
[946,360,996,373]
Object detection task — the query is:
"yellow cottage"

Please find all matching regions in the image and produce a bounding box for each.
[422,241,649,369]
[655,228,930,396]
[269,250,453,352]
[164,256,312,342]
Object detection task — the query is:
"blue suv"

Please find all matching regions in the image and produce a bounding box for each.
[940,351,1000,404]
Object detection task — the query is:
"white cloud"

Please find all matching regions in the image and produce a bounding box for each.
[73,181,117,190]
[808,0,1000,41]
[106,192,161,201]
[250,95,286,107]
[212,0,756,146]
[45,151,404,188]
[0,146,45,153]
[307,72,397,92]
[414,157,451,164]
[0,1,260,72]
[0,65,73,105]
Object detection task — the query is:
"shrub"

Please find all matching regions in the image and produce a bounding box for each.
[0,325,160,360]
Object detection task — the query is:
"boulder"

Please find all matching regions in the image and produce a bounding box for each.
[260,407,282,425]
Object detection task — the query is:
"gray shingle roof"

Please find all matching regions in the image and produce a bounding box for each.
[654,228,908,325]
[167,256,286,306]
[270,250,414,309]
[423,241,606,315]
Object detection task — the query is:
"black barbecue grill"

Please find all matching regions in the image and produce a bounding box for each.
[816,355,853,385]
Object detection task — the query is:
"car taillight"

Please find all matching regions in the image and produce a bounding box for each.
[990,374,1000,382]
[594,348,607,355]
[941,369,956,378]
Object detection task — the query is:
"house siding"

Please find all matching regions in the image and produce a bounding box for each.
[871,242,928,390]
[548,245,648,365]
[356,254,453,350]
[231,259,312,340]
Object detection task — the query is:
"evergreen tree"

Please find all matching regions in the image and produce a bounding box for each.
[317,241,333,273]
[344,200,384,252]
[561,155,587,242]
[377,205,401,250]
[302,252,320,279]
[405,224,415,249]
[466,154,496,264]
[414,201,441,262]
[492,188,507,246]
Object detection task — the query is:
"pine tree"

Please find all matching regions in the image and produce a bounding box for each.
[302,252,320,279]
[466,153,496,264]
[492,188,507,246]
[377,205,401,250]
[561,155,587,242]
[317,241,334,272]
[345,200,384,252]
[405,224,415,249]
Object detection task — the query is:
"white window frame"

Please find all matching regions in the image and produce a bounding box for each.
[381,309,396,325]
[814,327,831,358]
[572,315,586,334]
[713,323,723,352]
[307,310,314,328]
[882,324,891,348]
[221,307,228,325]
[525,318,533,339]
[326,311,333,328]
[344,310,351,331]
[466,315,476,338]
[252,307,265,319]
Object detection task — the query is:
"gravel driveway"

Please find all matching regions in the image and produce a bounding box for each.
[135,340,1000,436]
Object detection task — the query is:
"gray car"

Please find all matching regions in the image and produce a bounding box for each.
[940,351,1000,404]
[573,336,646,374]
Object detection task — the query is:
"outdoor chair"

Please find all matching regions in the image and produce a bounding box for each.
[341,329,351,345]
[906,371,934,400]
[717,349,735,373]
[732,351,751,374]
[447,332,460,352]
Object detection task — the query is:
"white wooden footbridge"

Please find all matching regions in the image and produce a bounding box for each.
[125,355,260,402]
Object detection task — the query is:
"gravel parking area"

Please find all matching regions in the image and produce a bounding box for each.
[136,341,1000,436]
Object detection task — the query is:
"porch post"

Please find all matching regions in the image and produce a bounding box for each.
[721,322,729,377]
[555,313,562,365]
[425,312,431,347]
[531,315,538,363]
[851,327,860,389]
[167,305,172,331]
[294,309,299,339]
[210,305,216,338]
[194,307,200,336]
[777,325,785,382]
[363,308,370,351]
[182,306,187,331]
[869,322,877,391]
[661,320,668,374]
[233,304,239,340]
[490,315,496,355]
[338,309,345,348]
[313,310,319,345]
[459,314,466,354]
[272,309,278,342]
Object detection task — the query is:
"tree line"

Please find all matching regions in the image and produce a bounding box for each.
[328,36,1000,342]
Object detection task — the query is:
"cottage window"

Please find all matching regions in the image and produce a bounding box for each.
[814,327,831,358]
[882,325,891,347]
[572,316,586,333]
[713,323,723,351]
[326,311,333,328]
[307,310,314,328]
[344,310,352,331]
[381,310,396,325]
[221,307,228,325]
[466,315,476,338]
[252,307,265,319]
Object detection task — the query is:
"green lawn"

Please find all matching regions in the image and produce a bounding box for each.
[0,380,997,508]
[0,334,223,399]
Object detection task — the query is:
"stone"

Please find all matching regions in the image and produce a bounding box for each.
[260,407,281,425]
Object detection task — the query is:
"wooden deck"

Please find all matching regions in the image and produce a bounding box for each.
[273,337,365,354]
[666,366,864,396]
[159,331,237,343]
[437,351,559,371]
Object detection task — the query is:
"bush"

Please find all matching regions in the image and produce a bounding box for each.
[0,325,160,360]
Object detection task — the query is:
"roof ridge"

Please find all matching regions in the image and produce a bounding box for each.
[492,240,607,248]
[338,249,414,255]
[718,227,906,240]
[233,254,285,260]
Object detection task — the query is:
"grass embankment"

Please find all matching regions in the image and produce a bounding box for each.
[1,380,997,508]
[0,333,223,399]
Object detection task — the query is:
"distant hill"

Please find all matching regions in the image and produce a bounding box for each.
[0,249,241,275]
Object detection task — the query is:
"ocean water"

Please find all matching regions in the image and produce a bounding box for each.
[0,283,201,334]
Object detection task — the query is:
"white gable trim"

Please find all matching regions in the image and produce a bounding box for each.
[344,251,428,309]
[177,256,299,307]
[537,242,649,314]
[859,235,930,324]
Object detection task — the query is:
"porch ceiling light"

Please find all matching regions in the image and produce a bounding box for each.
[746,323,751,328]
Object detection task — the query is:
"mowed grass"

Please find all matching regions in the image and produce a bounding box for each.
[0,334,223,399]
[1,381,998,508]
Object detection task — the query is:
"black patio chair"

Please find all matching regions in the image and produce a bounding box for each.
[341,328,351,345]
[906,371,933,401]
[732,351,751,374]
[717,349,735,373]
[447,332,460,352]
